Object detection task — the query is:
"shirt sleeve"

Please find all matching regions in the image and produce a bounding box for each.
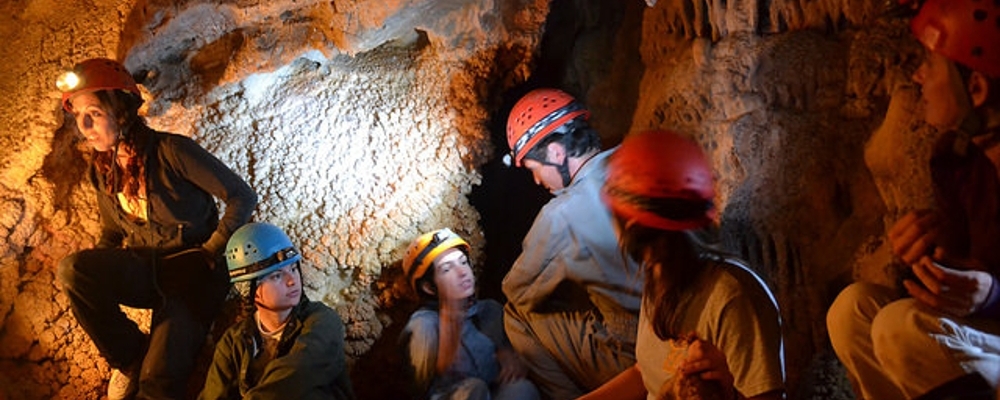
[400,310,440,397]
[502,207,573,311]
[198,327,242,400]
[162,135,257,255]
[712,277,784,398]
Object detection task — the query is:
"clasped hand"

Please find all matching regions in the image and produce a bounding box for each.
[679,339,738,400]
[890,211,995,317]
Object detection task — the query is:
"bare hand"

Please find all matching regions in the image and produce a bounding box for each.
[889,210,942,264]
[495,348,528,384]
[435,298,467,374]
[680,339,736,398]
[904,255,994,317]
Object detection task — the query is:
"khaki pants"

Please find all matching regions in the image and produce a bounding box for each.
[504,303,636,400]
[827,282,1000,399]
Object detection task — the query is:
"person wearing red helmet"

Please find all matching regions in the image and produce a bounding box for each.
[55,58,258,399]
[501,88,643,399]
[580,130,784,400]
[827,0,1000,398]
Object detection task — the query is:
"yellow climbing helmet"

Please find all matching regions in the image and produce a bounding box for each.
[402,228,470,292]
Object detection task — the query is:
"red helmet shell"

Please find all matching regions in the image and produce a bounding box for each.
[506,88,590,167]
[59,58,141,112]
[911,0,1000,78]
[603,130,716,231]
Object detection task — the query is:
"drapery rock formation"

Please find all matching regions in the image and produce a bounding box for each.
[1,0,935,398]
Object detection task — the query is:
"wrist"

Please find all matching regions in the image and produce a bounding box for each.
[972,274,1000,318]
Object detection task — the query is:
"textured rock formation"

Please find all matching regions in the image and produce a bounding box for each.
[0,0,546,398]
[0,0,933,398]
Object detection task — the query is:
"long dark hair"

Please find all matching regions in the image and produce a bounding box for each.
[87,90,151,205]
[615,217,714,340]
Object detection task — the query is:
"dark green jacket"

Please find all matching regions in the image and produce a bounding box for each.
[199,300,356,400]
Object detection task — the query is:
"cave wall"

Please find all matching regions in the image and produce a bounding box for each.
[0,0,934,398]
[0,0,548,398]
[634,2,930,398]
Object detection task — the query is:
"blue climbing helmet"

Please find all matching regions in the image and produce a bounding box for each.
[226,222,302,283]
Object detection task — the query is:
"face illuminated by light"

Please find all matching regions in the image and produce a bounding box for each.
[68,92,121,152]
[912,50,973,131]
[255,262,302,312]
[430,248,475,301]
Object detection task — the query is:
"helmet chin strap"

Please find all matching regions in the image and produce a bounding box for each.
[538,158,573,188]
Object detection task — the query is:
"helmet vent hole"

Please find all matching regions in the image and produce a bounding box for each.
[972,46,983,57]
[973,9,987,21]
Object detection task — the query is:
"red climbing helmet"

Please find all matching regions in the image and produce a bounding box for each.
[910,0,1000,78]
[603,129,716,231]
[56,58,141,112]
[505,88,590,167]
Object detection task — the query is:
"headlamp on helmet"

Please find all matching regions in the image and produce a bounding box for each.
[402,228,470,293]
[55,71,82,93]
[56,58,142,112]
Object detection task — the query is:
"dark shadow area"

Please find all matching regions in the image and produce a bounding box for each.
[39,110,89,223]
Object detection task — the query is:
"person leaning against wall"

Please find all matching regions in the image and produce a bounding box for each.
[826,0,1000,398]
[500,88,644,399]
[54,58,258,400]
[199,222,355,399]
[399,228,539,400]
[578,129,785,400]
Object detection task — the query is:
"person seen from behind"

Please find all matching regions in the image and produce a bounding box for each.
[579,129,785,400]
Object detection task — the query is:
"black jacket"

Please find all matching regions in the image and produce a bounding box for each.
[91,129,257,255]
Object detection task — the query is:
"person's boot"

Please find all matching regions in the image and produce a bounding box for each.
[107,358,141,400]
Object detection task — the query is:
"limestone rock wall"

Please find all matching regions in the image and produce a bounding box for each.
[0,0,938,398]
[0,0,546,398]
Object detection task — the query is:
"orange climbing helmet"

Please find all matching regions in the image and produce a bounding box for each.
[910,0,1000,78]
[603,129,716,231]
[56,58,141,112]
[402,228,470,293]
[504,88,590,167]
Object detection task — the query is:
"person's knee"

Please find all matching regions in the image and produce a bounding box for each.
[827,283,889,347]
[451,378,490,399]
[871,298,936,366]
[57,252,83,290]
[495,378,541,400]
